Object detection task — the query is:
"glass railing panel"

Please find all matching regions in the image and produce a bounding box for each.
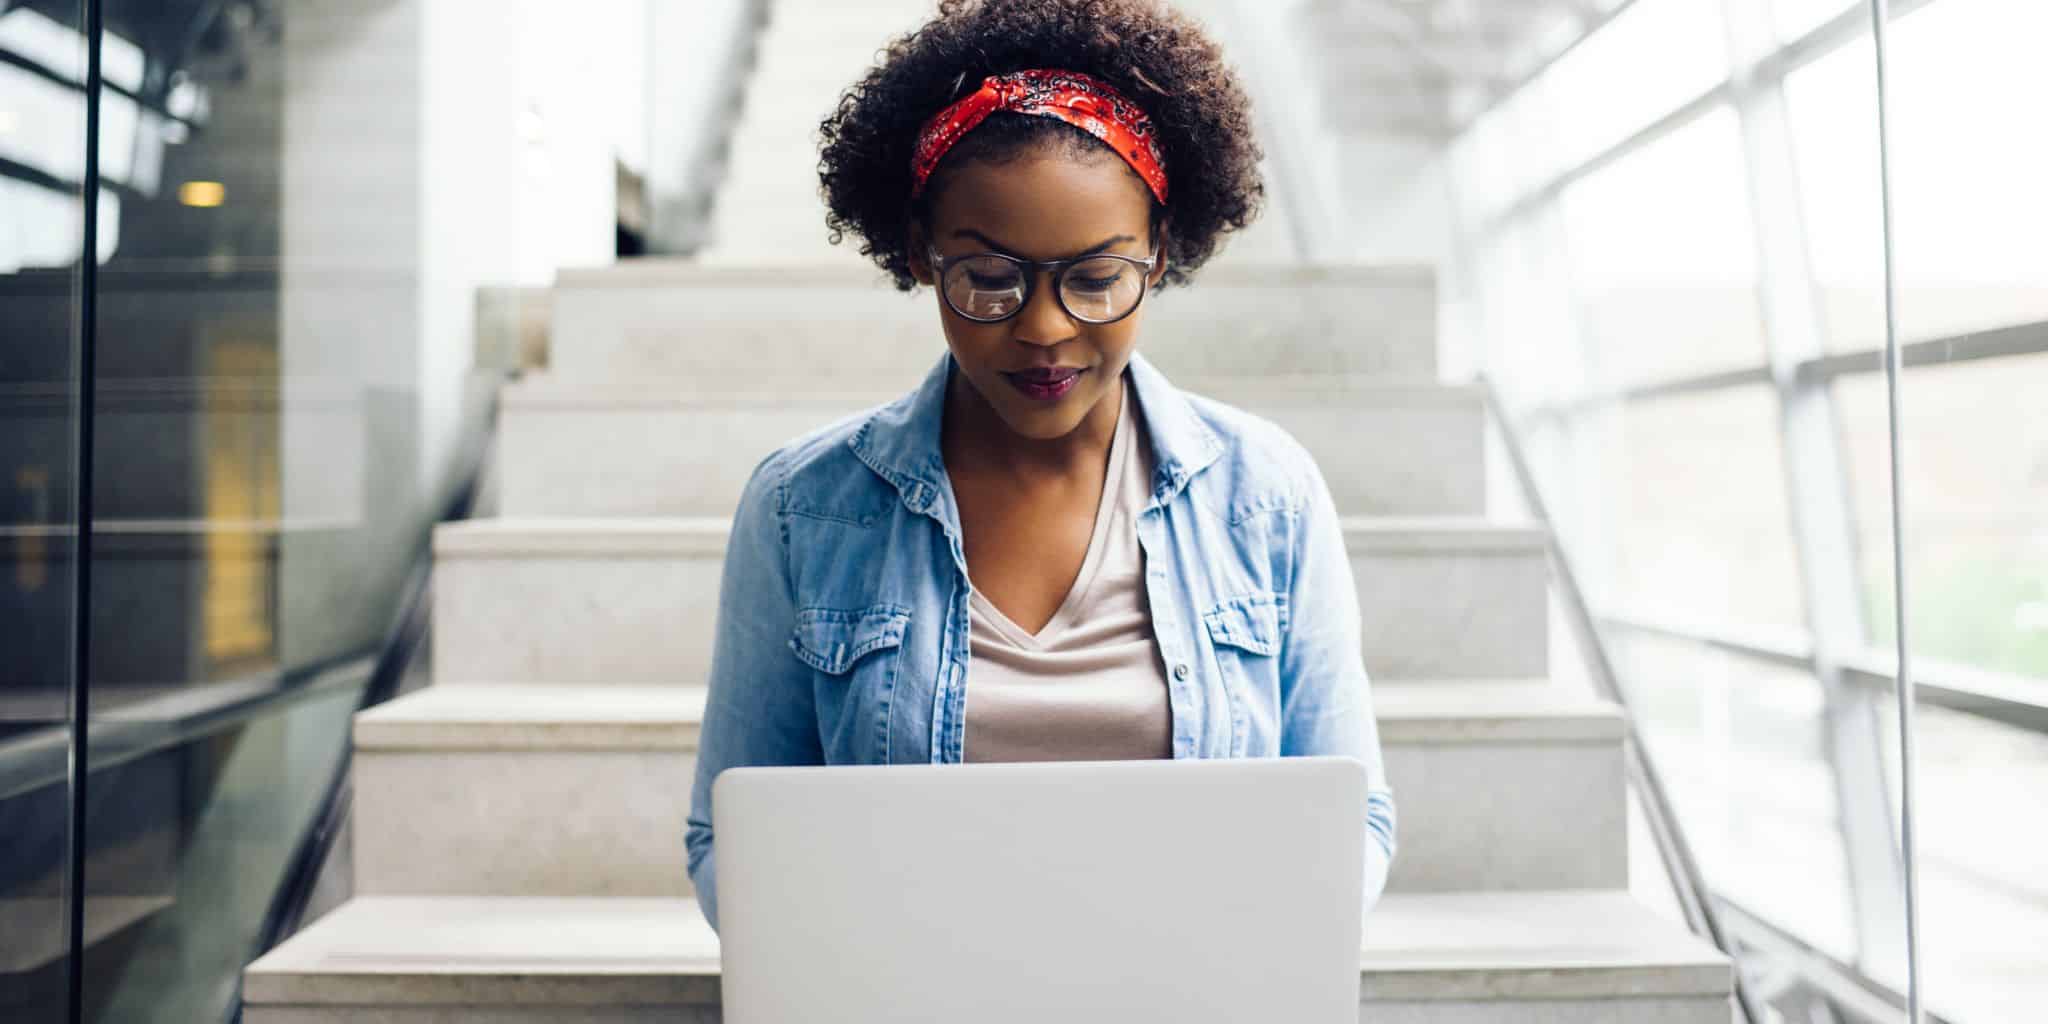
[1610,630,1861,961]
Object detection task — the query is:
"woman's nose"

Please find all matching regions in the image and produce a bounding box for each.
[1010,269,1075,346]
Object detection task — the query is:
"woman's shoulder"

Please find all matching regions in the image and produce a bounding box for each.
[742,398,904,522]
[1170,386,1322,513]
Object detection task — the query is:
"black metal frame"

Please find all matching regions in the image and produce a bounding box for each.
[64,2,102,1018]
[927,243,1160,325]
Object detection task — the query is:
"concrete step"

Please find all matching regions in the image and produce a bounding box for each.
[1375,681,1624,893]
[351,685,704,900]
[432,516,1544,687]
[343,680,1610,899]
[496,374,1485,519]
[243,891,1730,1022]
[1348,519,1549,679]
[547,262,1437,384]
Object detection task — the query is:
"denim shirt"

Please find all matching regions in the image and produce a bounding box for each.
[685,348,1398,932]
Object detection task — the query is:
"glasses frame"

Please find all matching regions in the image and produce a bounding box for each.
[925,241,1162,325]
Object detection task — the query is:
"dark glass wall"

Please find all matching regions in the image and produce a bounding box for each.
[2,1,499,1016]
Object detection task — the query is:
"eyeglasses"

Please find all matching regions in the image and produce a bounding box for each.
[926,243,1160,325]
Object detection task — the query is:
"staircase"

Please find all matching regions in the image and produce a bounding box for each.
[239,260,1736,1021]
[241,1,1736,1020]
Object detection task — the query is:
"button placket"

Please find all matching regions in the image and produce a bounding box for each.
[1137,509,1195,755]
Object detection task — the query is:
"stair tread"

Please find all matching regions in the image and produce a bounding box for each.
[557,260,1434,290]
[354,681,1614,750]
[1339,517,1546,552]
[500,373,1485,407]
[436,515,1544,554]
[242,897,719,1006]
[1373,680,1623,742]
[245,890,1727,1006]
[1361,890,1729,999]
[354,685,705,750]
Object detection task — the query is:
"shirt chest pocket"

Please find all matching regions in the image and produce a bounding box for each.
[1201,591,1286,752]
[788,603,912,760]
[1203,591,1283,658]
[789,602,911,683]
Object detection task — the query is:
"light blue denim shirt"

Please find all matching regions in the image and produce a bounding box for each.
[686,348,1398,932]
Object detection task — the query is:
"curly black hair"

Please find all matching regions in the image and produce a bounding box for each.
[818,0,1265,292]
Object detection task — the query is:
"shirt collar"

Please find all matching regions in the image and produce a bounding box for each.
[849,348,1224,521]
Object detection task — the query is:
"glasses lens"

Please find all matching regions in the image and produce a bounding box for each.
[942,256,1026,320]
[1060,256,1146,322]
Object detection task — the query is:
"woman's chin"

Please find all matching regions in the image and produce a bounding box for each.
[988,405,1079,441]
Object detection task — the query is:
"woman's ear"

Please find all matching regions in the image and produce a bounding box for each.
[907,223,935,286]
[1147,222,1171,286]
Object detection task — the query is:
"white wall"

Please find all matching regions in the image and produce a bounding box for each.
[282,0,634,499]
[644,0,753,251]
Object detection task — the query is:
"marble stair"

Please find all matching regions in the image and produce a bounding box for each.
[243,251,1737,1018]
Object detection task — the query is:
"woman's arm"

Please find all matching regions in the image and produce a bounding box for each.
[686,451,823,933]
[1276,443,1398,915]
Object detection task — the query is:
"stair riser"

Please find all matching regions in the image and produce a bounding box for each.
[547,278,1435,384]
[497,393,1484,519]
[1383,739,1624,892]
[1357,549,1547,679]
[354,750,696,899]
[351,732,1602,900]
[433,550,719,686]
[432,541,1543,686]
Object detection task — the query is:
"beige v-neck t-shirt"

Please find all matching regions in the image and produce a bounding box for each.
[962,373,1174,763]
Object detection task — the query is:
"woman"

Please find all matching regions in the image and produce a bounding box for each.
[686,0,1395,932]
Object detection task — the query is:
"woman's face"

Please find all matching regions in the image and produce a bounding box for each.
[910,150,1167,444]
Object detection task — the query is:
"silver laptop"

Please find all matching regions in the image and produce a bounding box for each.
[713,755,1366,1023]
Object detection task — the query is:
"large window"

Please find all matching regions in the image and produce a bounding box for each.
[1560,108,1769,388]
[1836,358,2048,680]
[1451,0,2046,1017]
[1575,387,1805,631]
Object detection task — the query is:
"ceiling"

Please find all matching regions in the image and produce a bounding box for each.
[1291,0,1632,137]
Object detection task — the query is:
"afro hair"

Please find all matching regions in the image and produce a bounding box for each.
[817,0,1266,291]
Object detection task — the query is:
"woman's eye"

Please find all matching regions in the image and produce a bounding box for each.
[1068,275,1120,293]
[967,272,1017,289]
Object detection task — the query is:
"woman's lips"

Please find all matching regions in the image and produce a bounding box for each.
[1004,367,1086,401]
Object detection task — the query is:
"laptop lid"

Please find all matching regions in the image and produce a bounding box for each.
[714,755,1366,1023]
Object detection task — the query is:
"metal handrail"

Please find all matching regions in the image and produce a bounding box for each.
[1598,610,2048,736]
[1479,374,1763,1024]
[0,652,373,803]
[1521,317,2048,422]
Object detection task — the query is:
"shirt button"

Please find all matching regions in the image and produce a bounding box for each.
[1173,663,1190,681]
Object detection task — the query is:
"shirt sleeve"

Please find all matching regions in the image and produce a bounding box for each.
[1275,438,1398,916]
[686,450,823,934]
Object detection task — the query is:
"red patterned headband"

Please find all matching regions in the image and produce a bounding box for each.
[910,68,1169,204]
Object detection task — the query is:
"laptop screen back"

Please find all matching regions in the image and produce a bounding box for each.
[714,756,1366,1024]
